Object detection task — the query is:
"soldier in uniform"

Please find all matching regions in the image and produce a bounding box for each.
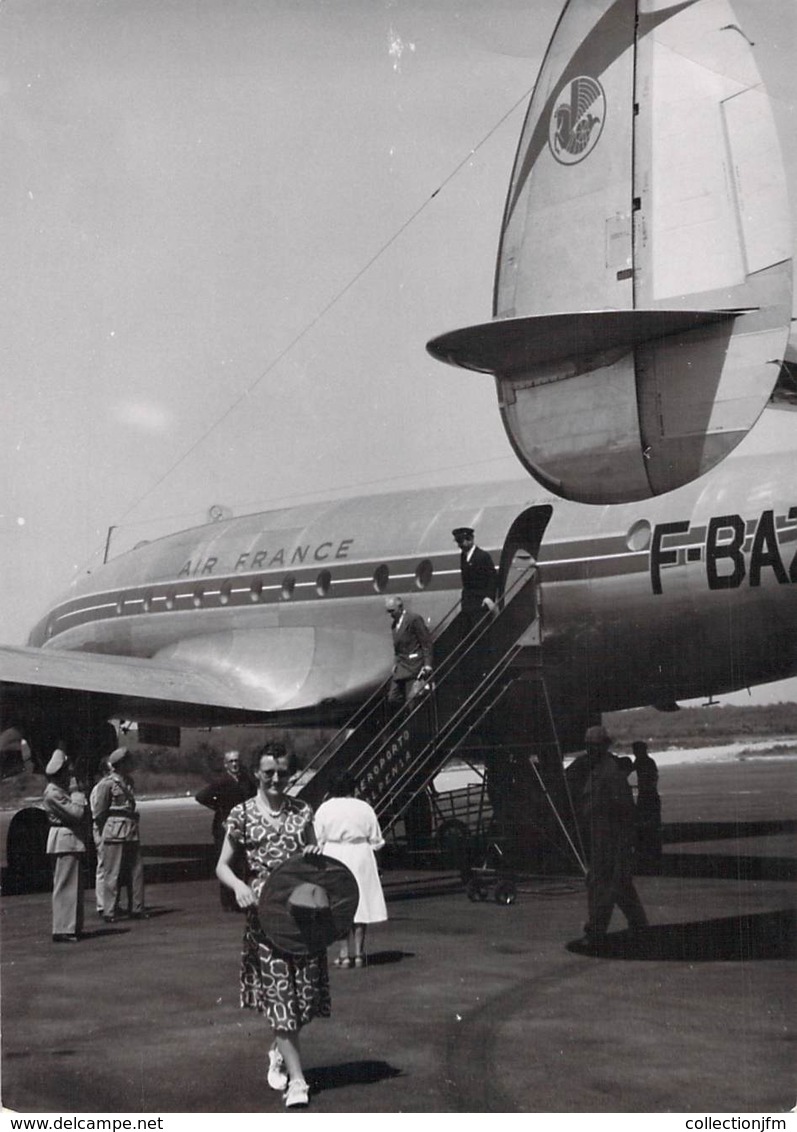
[92,747,146,921]
[195,749,257,910]
[384,596,433,708]
[42,748,87,942]
[452,527,497,631]
[573,725,648,949]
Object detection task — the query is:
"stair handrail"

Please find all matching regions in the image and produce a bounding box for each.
[340,567,536,782]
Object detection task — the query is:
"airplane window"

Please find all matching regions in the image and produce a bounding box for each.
[143,591,154,613]
[116,598,125,615]
[219,580,232,606]
[46,620,55,639]
[250,578,264,602]
[316,569,331,597]
[626,520,652,552]
[281,575,295,601]
[373,564,389,593]
[164,591,175,611]
[192,588,204,608]
[415,559,433,590]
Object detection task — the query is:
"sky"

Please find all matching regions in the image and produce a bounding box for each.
[1,0,796,706]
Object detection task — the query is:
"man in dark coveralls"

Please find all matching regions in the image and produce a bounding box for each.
[572,725,648,949]
[196,750,257,909]
[385,596,433,708]
[452,527,497,631]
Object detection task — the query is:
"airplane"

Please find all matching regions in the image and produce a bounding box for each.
[1,0,795,798]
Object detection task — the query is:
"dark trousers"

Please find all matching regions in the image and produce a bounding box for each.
[387,670,424,709]
[585,838,647,937]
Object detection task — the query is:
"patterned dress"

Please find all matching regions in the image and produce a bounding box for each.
[225,795,330,1032]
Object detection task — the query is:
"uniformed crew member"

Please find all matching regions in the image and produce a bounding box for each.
[385,596,433,708]
[42,748,87,942]
[195,749,257,910]
[573,725,648,950]
[452,527,498,630]
[92,747,146,922]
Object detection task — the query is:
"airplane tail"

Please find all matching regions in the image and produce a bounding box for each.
[428,0,792,503]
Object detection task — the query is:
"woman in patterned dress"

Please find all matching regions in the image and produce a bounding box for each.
[216,741,327,1109]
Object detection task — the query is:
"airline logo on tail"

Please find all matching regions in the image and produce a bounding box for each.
[549,76,605,164]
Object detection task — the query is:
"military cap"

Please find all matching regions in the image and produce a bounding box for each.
[452,527,475,541]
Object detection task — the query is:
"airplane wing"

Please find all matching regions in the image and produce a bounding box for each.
[0,626,392,766]
[0,643,259,723]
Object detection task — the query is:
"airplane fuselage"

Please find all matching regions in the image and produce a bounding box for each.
[27,404,797,730]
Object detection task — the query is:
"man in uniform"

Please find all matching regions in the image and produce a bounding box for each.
[42,748,87,942]
[573,725,648,949]
[195,749,257,909]
[92,747,146,922]
[452,527,497,631]
[384,596,433,708]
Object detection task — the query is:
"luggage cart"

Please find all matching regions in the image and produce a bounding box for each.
[464,840,517,905]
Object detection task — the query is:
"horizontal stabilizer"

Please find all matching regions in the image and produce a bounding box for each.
[426,308,748,377]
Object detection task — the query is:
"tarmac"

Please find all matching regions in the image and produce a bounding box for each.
[1,756,795,1114]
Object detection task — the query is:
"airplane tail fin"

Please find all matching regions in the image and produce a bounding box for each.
[428,0,792,503]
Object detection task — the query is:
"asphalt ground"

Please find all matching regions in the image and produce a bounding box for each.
[1,757,795,1115]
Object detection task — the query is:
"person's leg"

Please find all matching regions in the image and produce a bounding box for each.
[615,871,648,929]
[51,854,79,937]
[93,830,105,915]
[387,674,403,709]
[352,923,367,965]
[335,927,354,964]
[275,1028,304,1082]
[102,841,122,921]
[75,853,85,936]
[584,844,615,939]
[128,842,145,914]
[276,1028,311,1105]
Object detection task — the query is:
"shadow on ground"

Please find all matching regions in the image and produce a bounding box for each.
[567,908,796,962]
[363,949,414,967]
[307,1059,404,1094]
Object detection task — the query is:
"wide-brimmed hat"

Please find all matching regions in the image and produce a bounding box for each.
[257,854,359,956]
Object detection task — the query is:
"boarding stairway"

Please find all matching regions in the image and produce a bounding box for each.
[294,568,547,836]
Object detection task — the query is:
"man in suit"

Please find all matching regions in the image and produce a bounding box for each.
[384,596,433,708]
[452,527,498,631]
[195,749,257,909]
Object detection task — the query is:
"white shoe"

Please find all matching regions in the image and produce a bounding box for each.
[284,1078,310,1108]
[267,1045,288,1091]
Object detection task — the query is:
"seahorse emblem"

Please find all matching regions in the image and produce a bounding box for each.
[548,76,606,165]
